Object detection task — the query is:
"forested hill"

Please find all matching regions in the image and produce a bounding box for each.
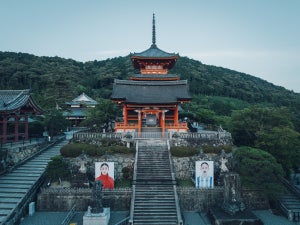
[0,51,299,111]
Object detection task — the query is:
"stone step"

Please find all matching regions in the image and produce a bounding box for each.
[0,203,16,209]
[0,179,35,185]
[133,218,177,224]
[0,188,28,193]
[0,184,32,189]
[0,197,21,203]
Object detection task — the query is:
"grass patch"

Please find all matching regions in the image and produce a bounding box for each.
[177,179,195,187]
[115,179,132,188]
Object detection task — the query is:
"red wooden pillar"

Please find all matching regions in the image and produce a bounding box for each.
[2,117,7,144]
[24,116,29,141]
[174,105,179,126]
[14,115,19,142]
[123,105,128,126]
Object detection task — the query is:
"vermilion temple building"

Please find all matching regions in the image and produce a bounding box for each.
[0,89,43,144]
[111,14,191,137]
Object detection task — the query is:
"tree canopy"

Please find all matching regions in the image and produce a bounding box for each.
[233,146,285,195]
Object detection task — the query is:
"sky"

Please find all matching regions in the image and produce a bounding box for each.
[1,0,299,93]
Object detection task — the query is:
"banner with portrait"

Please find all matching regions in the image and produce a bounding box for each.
[95,162,115,189]
[195,161,214,189]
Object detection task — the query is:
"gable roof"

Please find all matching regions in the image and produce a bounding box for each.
[0,89,44,114]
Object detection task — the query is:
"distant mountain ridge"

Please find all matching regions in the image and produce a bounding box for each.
[0,51,299,111]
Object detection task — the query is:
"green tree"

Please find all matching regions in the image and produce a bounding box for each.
[44,109,70,137]
[45,155,70,182]
[233,147,284,195]
[230,106,293,146]
[80,98,120,130]
[255,126,300,174]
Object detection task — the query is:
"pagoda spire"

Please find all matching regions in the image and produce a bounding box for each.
[151,13,156,48]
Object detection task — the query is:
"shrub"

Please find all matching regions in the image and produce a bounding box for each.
[202,144,232,154]
[122,166,133,179]
[60,143,99,157]
[60,143,134,157]
[171,146,199,157]
[45,155,70,181]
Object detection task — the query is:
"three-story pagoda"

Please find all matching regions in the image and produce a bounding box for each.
[111,14,191,137]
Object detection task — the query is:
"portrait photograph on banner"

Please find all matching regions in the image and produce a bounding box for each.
[95,162,115,189]
[195,161,214,189]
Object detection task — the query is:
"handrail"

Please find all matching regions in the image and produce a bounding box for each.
[129,140,139,225]
[61,204,76,225]
[167,139,183,225]
[114,216,130,225]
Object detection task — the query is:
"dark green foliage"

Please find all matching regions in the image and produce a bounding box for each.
[44,109,70,136]
[233,147,285,195]
[170,146,199,157]
[28,120,44,137]
[177,179,194,187]
[122,166,133,179]
[60,143,102,157]
[255,126,300,174]
[45,155,70,181]
[230,106,294,146]
[114,179,131,188]
[60,143,133,157]
[80,99,120,128]
[1,52,299,129]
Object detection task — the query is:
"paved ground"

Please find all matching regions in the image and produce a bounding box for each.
[20,210,300,225]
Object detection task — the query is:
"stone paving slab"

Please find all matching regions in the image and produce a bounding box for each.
[253,210,297,225]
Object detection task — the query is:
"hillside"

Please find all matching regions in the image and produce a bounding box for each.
[1,51,300,129]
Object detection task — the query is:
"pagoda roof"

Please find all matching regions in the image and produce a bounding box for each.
[65,93,97,106]
[131,45,178,59]
[130,73,179,81]
[111,79,191,104]
[0,89,44,114]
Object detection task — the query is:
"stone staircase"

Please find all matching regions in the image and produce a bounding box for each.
[131,140,181,225]
[277,178,300,221]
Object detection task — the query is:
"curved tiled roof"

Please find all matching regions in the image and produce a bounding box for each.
[111,79,191,104]
[131,45,178,59]
[65,93,98,106]
[0,89,43,114]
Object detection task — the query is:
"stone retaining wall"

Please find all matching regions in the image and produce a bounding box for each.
[37,188,131,211]
[37,187,268,212]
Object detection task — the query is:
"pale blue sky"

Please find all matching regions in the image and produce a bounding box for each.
[1,0,299,92]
